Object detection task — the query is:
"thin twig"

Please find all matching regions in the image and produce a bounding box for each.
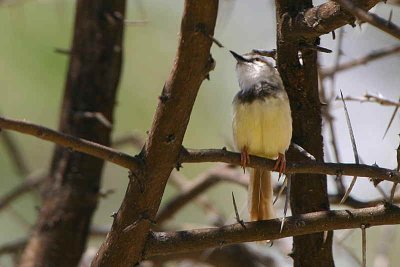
[112,133,143,149]
[0,125,30,177]
[335,0,400,39]
[321,45,400,77]
[0,116,141,170]
[124,20,148,26]
[0,238,26,255]
[156,165,246,224]
[0,173,45,211]
[339,93,400,107]
[168,171,225,226]
[361,224,367,267]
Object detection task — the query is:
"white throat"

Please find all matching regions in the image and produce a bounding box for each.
[236,62,283,91]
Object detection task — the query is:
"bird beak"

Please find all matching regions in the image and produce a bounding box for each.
[230,50,251,62]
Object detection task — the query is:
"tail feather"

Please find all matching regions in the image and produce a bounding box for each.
[248,168,275,221]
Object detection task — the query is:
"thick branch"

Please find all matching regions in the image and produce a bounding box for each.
[284,0,380,38]
[91,1,218,266]
[335,0,400,39]
[276,0,334,265]
[19,1,126,266]
[145,204,400,257]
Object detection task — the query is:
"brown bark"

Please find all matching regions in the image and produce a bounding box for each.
[145,204,400,257]
[288,0,380,38]
[91,1,218,266]
[275,0,334,266]
[2,116,399,182]
[19,1,126,266]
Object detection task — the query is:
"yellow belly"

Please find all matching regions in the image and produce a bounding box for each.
[232,96,292,159]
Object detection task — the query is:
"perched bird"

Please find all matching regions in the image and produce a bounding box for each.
[231,50,292,221]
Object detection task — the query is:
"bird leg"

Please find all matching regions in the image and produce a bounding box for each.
[240,146,250,173]
[273,153,286,178]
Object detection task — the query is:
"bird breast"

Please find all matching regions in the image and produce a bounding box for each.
[232,93,292,159]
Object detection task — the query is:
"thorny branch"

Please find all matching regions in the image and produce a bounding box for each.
[0,116,140,170]
[144,204,400,257]
[339,93,400,107]
[1,117,399,184]
[91,1,219,266]
[0,0,398,265]
[321,45,400,78]
[335,0,400,40]
[281,0,380,38]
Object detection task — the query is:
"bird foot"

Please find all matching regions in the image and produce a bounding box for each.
[240,147,250,173]
[273,153,286,178]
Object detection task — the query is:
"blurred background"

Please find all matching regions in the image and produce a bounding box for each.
[0,0,399,266]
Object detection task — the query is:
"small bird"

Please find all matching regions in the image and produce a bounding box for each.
[231,50,292,221]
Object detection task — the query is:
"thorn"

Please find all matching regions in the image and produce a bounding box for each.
[387,9,393,26]
[232,192,246,229]
[125,20,148,26]
[390,182,398,203]
[165,134,176,143]
[208,35,224,48]
[175,162,182,171]
[74,112,112,128]
[54,47,71,55]
[158,93,170,103]
[339,90,359,204]
[281,174,291,233]
[274,176,287,205]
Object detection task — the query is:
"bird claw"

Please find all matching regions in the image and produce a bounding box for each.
[273,153,286,178]
[240,147,250,173]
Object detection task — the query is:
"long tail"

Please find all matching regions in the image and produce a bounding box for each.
[248,168,275,221]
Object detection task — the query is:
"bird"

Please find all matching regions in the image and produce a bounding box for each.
[230,50,292,221]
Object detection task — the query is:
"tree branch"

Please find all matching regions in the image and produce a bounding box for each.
[283,0,380,39]
[145,204,400,257]
[181,148,400,183]
[338,93,400,107]
[91,1,218,266]
[19,1,127,266]
[276,0,334,264]
[156,165,247,224]
[321,45,400,78]
[1,116,398,183]
[0,173,45,211]
[335,0,400,39]
[0,116,140,170]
